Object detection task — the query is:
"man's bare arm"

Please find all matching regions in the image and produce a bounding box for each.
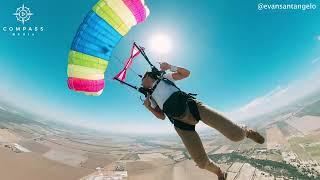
[160,62,190,81]
[143,97,166,120]
[146,106,166,120]
[171,66,190,81]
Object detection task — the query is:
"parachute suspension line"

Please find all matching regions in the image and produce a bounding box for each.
[114,39,158,72]
[112,54,141,78]
[114,78,138,90]
[98,64,139,96]
[132,42,165,79]
[111,42,162,97]
[104,69,118,82]
[112,41,159,80]
[133,42,155,69]
[109,54,142,94]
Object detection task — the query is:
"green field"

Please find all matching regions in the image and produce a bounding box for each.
[209,152,318,179]
[287,134,320,161]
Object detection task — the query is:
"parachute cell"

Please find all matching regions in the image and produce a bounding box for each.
[67,0,149,96]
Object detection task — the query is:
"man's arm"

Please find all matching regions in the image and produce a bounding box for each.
[144,98,166,120]
[160,62,190,81]
[146,106,166,120]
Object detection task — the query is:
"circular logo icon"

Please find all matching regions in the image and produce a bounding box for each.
[13,4,33,24]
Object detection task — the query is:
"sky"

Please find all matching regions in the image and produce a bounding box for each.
[0,0,320,134]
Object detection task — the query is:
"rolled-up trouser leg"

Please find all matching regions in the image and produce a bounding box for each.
[174,127,221,174]
[196,101,246,142]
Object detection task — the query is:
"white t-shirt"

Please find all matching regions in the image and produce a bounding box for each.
[149,73,179,110]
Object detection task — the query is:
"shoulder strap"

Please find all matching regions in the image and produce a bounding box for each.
[161,78,181,91]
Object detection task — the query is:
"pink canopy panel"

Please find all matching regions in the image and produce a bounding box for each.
[123,0,148,23]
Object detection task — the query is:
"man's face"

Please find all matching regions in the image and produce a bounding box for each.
[142,75,154,89]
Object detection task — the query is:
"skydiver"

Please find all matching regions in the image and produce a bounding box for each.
[142,62,265,180]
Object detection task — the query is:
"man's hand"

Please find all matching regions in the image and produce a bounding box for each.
[143,96,151,108]
[143,96,166,120]
[159,62,171,71]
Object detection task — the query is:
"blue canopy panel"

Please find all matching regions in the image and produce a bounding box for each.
[71,11,122,60]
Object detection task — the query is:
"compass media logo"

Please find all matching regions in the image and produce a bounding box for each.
[13,4,33,24]
[2,4,45,37]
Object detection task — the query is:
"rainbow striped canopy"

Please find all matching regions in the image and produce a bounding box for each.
[67,0,150,96]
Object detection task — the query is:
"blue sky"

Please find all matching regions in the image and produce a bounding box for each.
[0,0,320,134]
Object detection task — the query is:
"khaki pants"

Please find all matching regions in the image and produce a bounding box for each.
[174,101,247,174]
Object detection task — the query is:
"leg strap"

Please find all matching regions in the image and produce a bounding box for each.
[187,99,201,121]
[169,118,195,131]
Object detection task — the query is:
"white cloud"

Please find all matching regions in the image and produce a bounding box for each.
[238,86,287,113]
[227,69,320,121]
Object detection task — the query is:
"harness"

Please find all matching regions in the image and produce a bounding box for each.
[113,42,200,131]
[150,77,201,131]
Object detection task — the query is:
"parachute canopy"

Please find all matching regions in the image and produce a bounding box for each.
[67,0,150,96]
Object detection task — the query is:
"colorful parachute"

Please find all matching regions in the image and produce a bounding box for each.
[67,0,150,96]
